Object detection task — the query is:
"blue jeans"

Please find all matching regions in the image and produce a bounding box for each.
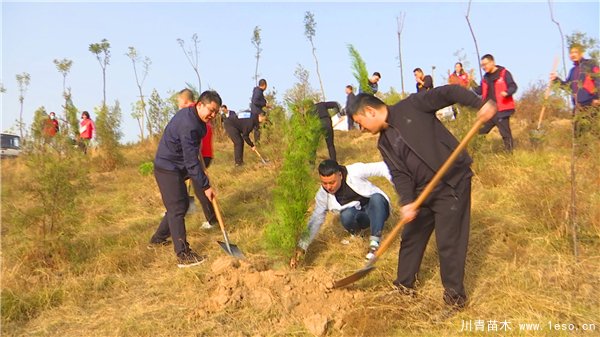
[339,193,389,240]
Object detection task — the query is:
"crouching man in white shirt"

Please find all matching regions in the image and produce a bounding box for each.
[290,159,392,268]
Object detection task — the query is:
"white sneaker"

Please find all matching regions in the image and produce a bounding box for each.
[365,240,380,261]
[200,221,214,229]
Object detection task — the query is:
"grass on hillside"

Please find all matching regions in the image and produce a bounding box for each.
[1,115,599,337]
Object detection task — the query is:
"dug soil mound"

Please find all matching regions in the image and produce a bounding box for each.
[195,256,366,336]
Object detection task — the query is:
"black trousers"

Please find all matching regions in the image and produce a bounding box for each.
[347,115,355,130]
[225,124,245,165]
[320,117,337,162]
[394,177,471,305]
[152,168,192,255]
[196,157,216,224]
[479,115,513,152]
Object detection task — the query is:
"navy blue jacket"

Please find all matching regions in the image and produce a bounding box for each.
[558,58,600,106]
[154,106,210,190]
[250,86,267,115]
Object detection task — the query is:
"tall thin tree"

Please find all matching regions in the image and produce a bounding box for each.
[89,39,111,108]
[465,0,483,81]
[304,11,326,100]
[53,58,73,98]
[396,13,406,94]
[548,0,567,77]
[177,34,202,92]
[16,72,31,139]
[251,26,263,85]
[126,47,152,140]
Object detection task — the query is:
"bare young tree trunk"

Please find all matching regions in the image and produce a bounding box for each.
[570,114,579,260]
[397,13,406,94]
[19,98,24,139]
[311,41,326,101]
[548,0,568,77]
[465,0,483,82]
[102,67,107,108]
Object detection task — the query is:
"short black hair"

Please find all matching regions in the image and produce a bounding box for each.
[372,72,381,78]
[346,84,353,91]
[258,78,267,87]
[318,159,341,176]
[197,90,222,107]
[481,54,494,61]
[347,93,386,119]
[221,104,228,109]
[413,68,423,73]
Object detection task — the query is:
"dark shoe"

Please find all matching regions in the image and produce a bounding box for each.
[177,250,206,268]
[147,237,171,249]
[443,290,467,309]
[433,304,462,323]
[393,283,417,297]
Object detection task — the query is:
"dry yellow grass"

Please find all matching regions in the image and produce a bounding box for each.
[1,117,599,337]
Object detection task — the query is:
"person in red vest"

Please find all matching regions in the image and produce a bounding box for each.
[551,43,600,138]
[474,54,518,152]
[43,112,60,138]
[177,88,217,229]
[79,111,95,154]
[448,63,472,88]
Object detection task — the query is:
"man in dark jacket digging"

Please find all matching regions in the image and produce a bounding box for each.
[224,109,265,166]
[150,90,222,268]
[349,85,492,311]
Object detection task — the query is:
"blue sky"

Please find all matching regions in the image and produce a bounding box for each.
[2,1,599,143]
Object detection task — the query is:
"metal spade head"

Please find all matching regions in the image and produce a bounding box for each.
[217,241,245,259]
[333,264,377,288]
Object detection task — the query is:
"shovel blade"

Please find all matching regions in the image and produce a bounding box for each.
[217,241,245,259]
[333,265,376,288]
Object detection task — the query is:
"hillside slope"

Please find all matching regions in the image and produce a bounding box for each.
[1,117,598,336]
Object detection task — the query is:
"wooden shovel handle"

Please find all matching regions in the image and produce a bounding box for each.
[537,56,560,130]
[211,197,231,246]
[374,100,496,259]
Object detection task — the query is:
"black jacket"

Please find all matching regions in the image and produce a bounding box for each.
[417,75,434,93]
[345,92,356,114]
[315,101,341,119]
[154,106,210,189]
[378,85,482,205]
[226,112,258,147]
[250,86,267,115]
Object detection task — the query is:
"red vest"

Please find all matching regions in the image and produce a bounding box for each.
[201,122,213,158]
[482,68,515,112]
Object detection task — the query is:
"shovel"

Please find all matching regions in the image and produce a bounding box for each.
[333,100,498,288]
[211,197,245,259]
[252,148,269,164]
[530,56,559,145]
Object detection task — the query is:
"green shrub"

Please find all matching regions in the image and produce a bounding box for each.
[95,101,124,171]
[138,161,154,176]
[264,99,322,257]
[23,146,90,237]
